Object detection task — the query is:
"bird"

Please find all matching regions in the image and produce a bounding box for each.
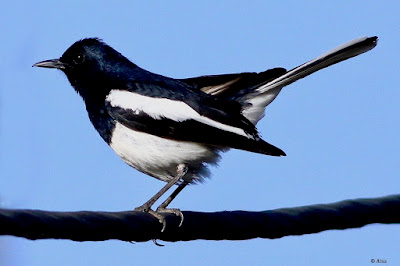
[33,36,377,231]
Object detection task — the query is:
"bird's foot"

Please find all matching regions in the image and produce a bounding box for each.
[134,205,183,232]
[156,206,184,227]
[134,205,167,232]
[133,164,188,232]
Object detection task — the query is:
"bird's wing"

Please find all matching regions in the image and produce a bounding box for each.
[179,68,287,98]
[105,87,285,156]
[180,36,378,125]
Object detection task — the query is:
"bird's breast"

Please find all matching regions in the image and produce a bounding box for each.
[109,122,221,182]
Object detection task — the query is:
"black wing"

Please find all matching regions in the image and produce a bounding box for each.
[123,81,259,138]
[105,96,285,157]
[179,68,287,99]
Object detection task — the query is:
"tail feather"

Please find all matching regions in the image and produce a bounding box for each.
[240,36,378,124]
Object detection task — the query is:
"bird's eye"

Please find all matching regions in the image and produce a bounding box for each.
[73,54,85,65]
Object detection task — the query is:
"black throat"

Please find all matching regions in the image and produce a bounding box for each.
[85,98,115,145]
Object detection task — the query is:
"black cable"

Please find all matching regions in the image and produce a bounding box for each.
[0,194,399,242]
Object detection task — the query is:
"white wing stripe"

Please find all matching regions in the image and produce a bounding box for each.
[106,90,249,138]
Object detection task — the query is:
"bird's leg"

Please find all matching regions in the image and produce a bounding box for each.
[156,181,188,227]
[134,164,188,232]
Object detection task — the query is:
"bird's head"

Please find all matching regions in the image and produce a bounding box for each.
[33,38,135,100]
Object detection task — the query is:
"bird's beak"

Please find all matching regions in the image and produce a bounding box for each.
[33,59,66,70]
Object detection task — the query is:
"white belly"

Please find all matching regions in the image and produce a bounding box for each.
[109,122,221,182]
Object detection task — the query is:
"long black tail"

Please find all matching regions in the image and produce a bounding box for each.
[239,36,378,124]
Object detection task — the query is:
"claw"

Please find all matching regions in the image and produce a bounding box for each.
[134,205,167,232]
[134,205,149,212]
[149,209,168,232]
[156,207,184,227]
[152,239,165,247]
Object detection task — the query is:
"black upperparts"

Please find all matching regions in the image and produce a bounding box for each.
[51,38,260,137]
[180,67,287,99]
[33,38,289,157]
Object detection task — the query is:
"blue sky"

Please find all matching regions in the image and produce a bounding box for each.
[1,1,399,265]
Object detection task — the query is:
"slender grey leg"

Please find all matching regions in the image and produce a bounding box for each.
[134,164,188,232]
[134,175,182,213]
[157,182,188,210]
[156,182,188,227]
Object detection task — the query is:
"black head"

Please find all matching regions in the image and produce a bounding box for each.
[33,38,137,101]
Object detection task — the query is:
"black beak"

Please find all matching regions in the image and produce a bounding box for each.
[33,59,66,70]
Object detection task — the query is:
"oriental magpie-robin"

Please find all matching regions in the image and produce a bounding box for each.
[33,36,377,231]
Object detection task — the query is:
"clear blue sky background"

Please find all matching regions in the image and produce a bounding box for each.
[1,1,399,265]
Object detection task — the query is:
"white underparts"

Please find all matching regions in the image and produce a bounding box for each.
[110,122,220,182]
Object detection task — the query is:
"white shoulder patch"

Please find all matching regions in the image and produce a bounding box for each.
[106,89,195,121]
[105,90,249,138]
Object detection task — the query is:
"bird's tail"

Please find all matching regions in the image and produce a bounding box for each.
[238,36,378,124]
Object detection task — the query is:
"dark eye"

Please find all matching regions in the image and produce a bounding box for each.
[73,54,85,64]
